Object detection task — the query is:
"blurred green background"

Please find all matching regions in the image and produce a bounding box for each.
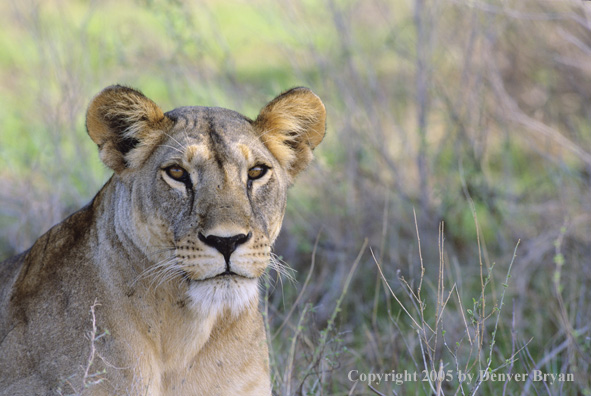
[1,0,590,394]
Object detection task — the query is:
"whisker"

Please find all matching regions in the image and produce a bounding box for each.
[163,131,185,151]
[133,256,178,289]
[153,266,183,290]
[158,144,184,155]
[182,125,190,144]
[269,253,296,284]
[149,269,180,292]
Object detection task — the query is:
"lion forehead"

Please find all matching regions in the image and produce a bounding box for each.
[165,106,254,136]
[161,106,263,164]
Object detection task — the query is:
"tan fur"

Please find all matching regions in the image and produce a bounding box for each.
[86,85,174,172]
[0,85,325,395]
[254,87,326,183]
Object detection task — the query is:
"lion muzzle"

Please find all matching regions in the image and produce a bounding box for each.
[198,231,252,270]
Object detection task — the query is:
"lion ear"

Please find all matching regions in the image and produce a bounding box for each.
[86,85,172,172]
[254,87,326,183]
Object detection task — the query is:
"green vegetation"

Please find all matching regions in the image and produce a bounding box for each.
[1,0,590,394]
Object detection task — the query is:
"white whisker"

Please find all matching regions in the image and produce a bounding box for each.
[158,144,184,155]
[269,253,296,284]
[132,254,183,293]
[163,131,185,151]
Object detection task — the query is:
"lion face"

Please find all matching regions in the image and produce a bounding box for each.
[86,86,325,316]
[131,107,291,315]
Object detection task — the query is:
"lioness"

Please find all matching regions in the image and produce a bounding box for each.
[0,85,325,395]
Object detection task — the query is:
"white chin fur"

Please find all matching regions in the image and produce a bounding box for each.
[187,277,259,318]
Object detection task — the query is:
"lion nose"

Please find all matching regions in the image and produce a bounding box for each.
[198,232,252,265]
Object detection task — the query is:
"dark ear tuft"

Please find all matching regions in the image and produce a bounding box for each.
[254,87,326,183]
[116,136,140,157]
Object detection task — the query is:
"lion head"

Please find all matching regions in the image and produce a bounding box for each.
[86,85,326,318]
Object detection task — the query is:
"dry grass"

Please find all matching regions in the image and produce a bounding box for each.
[56,301,108,396]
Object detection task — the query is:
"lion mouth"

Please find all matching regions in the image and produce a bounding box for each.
[213,270,239,279]
[199,270,255,281]
[181,269,256,283]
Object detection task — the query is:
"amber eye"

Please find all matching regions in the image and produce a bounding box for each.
[166,166,188,181]
[248,165,268,180]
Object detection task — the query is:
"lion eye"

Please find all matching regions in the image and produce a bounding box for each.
[166,166,188,181]
[248,165,268,180]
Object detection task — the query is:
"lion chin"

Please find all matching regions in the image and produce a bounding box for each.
[187,276,260,318]
[0,84,325,395]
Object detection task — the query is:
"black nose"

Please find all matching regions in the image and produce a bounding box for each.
[198,232,252,265]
